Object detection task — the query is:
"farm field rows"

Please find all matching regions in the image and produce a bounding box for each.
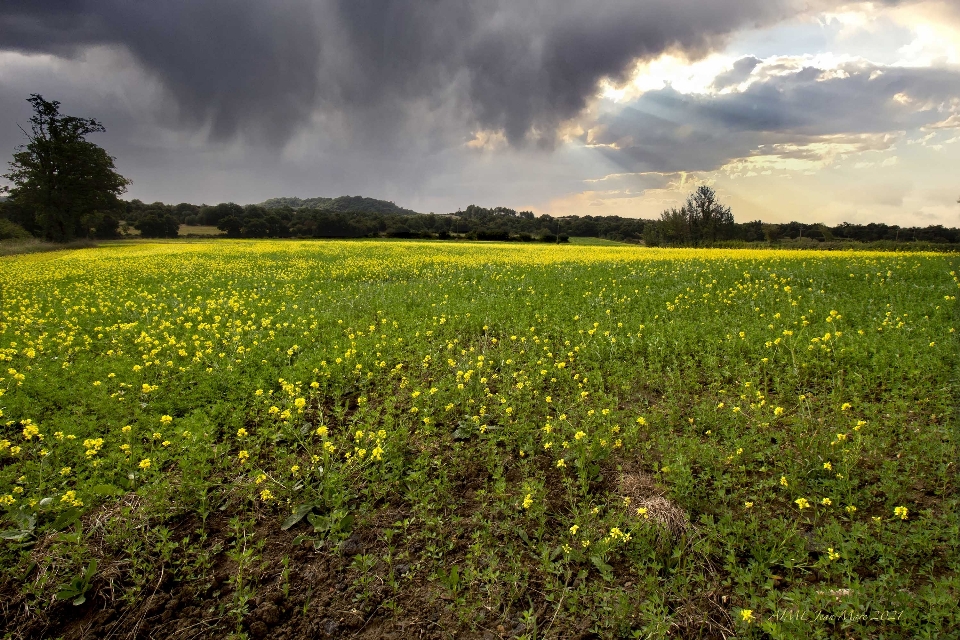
[0,240,958,639]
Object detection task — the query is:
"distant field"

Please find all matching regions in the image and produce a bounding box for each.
[0,240,957,638]
[179,224,224,236]
[568,236,629,246]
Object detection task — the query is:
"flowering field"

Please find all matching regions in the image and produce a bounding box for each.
[1,240,957,639]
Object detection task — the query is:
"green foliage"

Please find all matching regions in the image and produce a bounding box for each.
[56,560,97,606]
[260,195,421,216]
[0,218,31,240]
[134,212,180,238]
[2,95,130,242]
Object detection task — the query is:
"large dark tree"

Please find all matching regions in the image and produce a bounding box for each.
[685,185,734,243]
[2,95,131,241]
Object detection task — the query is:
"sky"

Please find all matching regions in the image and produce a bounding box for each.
[1,0,959,226]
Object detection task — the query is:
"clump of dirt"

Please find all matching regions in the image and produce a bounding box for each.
[617,469,689,538]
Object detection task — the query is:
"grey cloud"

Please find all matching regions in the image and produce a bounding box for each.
[590,62,960,173]
[1,0,848,146]
[711,56,762,90]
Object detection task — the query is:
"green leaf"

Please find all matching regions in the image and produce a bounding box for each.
[281,503,318,531]
[0,529,32,542]
[51,508,81,531]
[590,555,612,574]
[83,559,98,581]
[307,513,330,533]
[57,586,80,601]
[91,484,122,496]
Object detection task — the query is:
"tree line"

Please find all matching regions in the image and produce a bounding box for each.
[3,95,959,246]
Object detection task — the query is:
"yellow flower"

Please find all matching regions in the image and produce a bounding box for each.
[795,497,810,510]
[522,494,534,509]
[773,406,784,416]
[780,476,789,487]
[238,450,249,463]
[821,497,832,506]
[315,425,328,437]
[739,609,754,624]
[744,502,753,509]
[121,425,132,433]
[827,548,840,561]
[160,415,173,424]
[556,459,566,468]
[60,467,72,476]
[260,489,274,501]
[894,506,909,520]
[608,527,631,542]
[823,461,832,470]
[569,524,579,535]
[139,458,151,469]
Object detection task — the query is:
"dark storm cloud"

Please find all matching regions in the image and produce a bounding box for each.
[0,0,852,146]
[590,62,960,173]
[0,0,324,142]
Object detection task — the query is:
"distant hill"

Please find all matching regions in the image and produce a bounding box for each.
[259,196,420,216]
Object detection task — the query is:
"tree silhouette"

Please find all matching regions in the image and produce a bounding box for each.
[3,95,130,241]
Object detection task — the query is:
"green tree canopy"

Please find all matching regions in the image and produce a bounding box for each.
[2,94,131,241]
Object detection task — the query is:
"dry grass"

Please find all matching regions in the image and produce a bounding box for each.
[618,470,690,537]
[0,238,99,257]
